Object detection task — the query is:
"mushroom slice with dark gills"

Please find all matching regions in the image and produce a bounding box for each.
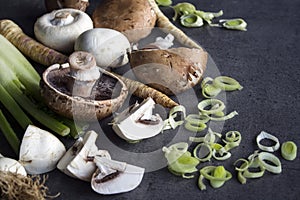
[91,156,145,195]
[57,130,111,181]
[130,47,208,95]
[111,97,164,142]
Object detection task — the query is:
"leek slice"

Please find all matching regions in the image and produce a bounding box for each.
[162,105,186,131]
[256,131,280,152]
[193,143,212,162]
[199,166,232,190]
[258,152,282,174]
[163,142,199,178]
[220,18,247,31]
[155,0,172,6]
[213,76,243,91]
[180,14,204,27]
[197,99,225,115]
[281,141,297,161]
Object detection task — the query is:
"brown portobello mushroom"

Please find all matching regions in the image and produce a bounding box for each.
[92,0,157,43]
[129,47,208,95]
[40,52,128,121]
[44,0,89,12]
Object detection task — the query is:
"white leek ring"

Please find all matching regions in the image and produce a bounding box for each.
[256,131,280,152]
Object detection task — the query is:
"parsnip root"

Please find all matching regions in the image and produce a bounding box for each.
[0,19,68,66]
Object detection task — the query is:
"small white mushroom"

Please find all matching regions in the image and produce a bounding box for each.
[112,97,164,141]
[34,8,93,53]
[57,130,110,181]
[0,156,27,176]
[74,28,131,68]
[19,125,66,175]
[91,156,144,195]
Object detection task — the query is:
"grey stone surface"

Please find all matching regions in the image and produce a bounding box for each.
[0,0,299,199]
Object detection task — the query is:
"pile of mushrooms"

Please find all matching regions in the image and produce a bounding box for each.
[40,51,128,121]
[57,130,145,194]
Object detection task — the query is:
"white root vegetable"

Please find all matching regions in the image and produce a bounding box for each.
[34,8,93,53]
[19,125,66,175]
[74,28,131,68]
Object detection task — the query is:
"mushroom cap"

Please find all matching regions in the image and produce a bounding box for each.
[74,28,131,68]
[40,63,128,121]
[92,0,157,43]
[34,8,93,53]
[19,125,66,175]
[129,47,208,95]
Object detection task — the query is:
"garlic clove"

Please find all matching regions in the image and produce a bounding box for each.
[0,156,27,176]
[19,125,66,175]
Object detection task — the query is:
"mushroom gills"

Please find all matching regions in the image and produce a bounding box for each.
[57,130,110,181]
[91,156,145,195]
[112,97,164,141]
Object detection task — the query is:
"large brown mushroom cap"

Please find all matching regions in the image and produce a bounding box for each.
[92,0,157,43]
[40,64,128,121]
[129,47,208,95]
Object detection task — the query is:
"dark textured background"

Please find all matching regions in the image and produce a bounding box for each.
[0,0,300,199]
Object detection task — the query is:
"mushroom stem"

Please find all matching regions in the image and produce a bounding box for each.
[51,11,74,26]
[67,51,100,98]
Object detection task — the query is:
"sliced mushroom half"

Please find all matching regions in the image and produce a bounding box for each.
[57,130,110,181]
[91,156,145,195]
[111,97,164,141]
[19,125,66,175]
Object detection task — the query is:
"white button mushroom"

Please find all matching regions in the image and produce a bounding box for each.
[111,97,164,141]
[91,156,145,195]
[74,28,131,68]
[34,8,93,53]
[19,125,66,175]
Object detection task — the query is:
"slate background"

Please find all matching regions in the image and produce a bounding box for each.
[0,0,299,199]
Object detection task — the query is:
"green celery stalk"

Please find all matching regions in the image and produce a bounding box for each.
[0,109,20,154]
[0,61,70,136]
[0,35,41,100]
[0,84,32,129]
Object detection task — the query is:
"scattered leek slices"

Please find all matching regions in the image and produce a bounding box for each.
[155,0,172,7]
[162,105,186,131]
[256,131,280,152]
[234,150,282,184]
[281,141,297,161]
[198,166,232,190]
[197,99,238,121]
[162,142,199,178]
[201,76,243,98]
[191,129,241,162]
[180,14,204,27]
[219,18,247,31]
